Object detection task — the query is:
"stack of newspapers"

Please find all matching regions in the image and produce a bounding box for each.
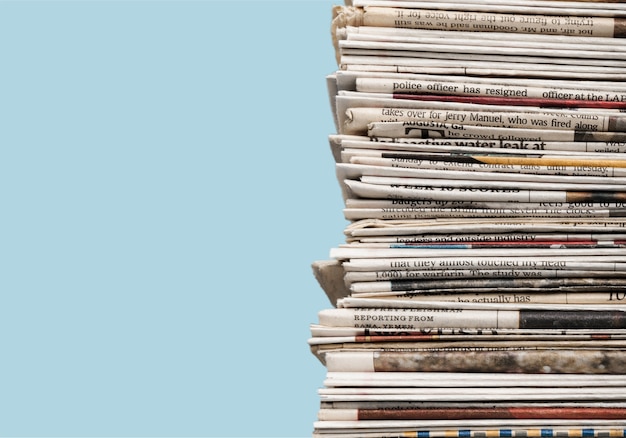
[310,0,626,437]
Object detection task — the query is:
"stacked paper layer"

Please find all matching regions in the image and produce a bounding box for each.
[310,0,626,437]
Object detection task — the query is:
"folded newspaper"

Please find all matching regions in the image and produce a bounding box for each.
[310,1,626,437]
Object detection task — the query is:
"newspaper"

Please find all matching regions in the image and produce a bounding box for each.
[351,0,626,9]
[320,301,626,321]
[342,179,626,204]
[318,386,626,401]
[333,69,626,95]
[353,74,626,98]
[391,93,626,109]
[333,92,624,135]
[366,122,626,142]
[343,217,626,236]
[345,269,626,282]
[315,338,626,351]
[339,39,626,62]
[322,347,626,373]
[343,196,626,220]
[343,207,626,220]
[349,2,626,17]
[342,255,626,271]
[331,134,626,154]
[354,77,626,108]
[343,106,626,136]
[323,372,626,387]
[332,6,626,39]
[339,142,626,159]
[337,162,626,186]
[341,27,626,50]
[316,407,626,421]
[313,1,626,435]
[337,295,626,310]
[312,428,626,438]
[348,277,626,294]
[345,62,626,80]
[346,229,626,243]
[310,325,626,339]
[320,400,626,410]
[341,55,626,71]
[345,153,626,178]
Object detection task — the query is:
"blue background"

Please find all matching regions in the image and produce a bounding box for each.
[0,0,345,436]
